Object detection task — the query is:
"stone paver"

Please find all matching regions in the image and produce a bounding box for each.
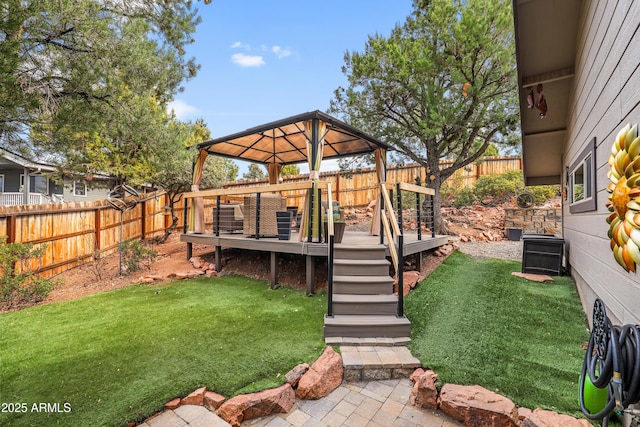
[239,379,462,427]
[139,346,463,427]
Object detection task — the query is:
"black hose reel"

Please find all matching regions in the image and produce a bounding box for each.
[580,299,640,426]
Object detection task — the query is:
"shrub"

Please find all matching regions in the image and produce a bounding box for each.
[473,169,559,205]
[0,236,57,309]
[120,239,157,274]
[474,170,522,204]
[453,187,476,207]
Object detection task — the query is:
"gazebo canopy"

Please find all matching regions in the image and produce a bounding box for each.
[197,110,390,165]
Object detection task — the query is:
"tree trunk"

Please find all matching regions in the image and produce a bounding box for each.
[157,193,182,243]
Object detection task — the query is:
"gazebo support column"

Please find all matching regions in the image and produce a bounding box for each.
[270,252,278,289]
[306,256,315,295]
[215,245,222,272]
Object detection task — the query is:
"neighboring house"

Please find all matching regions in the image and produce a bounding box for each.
[512,0,639,326]
[0,148,113,205]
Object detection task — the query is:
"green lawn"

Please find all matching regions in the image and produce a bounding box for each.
[0,276,326,427]
[406,251,590,418]
[1,251,593,426]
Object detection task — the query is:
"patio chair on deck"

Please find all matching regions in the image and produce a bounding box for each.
[243,194,287,237]
[213,204,244,233]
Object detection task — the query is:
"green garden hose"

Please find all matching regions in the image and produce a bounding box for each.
[580,299,640,427]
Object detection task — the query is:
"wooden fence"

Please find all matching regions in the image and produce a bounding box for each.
[226,156,522,209]
[0,156,521,278]
[0,192,170,278]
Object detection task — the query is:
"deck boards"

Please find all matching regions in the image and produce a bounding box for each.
[179,230,449,258]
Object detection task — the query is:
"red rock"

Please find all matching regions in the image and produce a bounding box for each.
[518,407,533,421]
[438,384,518,427]
[190,256,202,268]
[285,363,310,387]
[181,386,206,406]
[217,383,295,427]
[203,391,225,411]
[165,397,181,410]
[511,272,554,282]
[521,408,592,427]
[296,346,344,400]
[409,368,438,409]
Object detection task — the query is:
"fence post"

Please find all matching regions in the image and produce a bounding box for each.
[141,200,147,240]
[6,214,16,243]
[94,208,102,251]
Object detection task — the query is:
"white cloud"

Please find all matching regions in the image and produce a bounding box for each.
[231,53,265,67]
[167,100,198,120]
[230,41,250,50]
[272,45,292,59]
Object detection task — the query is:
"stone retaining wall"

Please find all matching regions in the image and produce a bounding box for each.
[504,208,562,235]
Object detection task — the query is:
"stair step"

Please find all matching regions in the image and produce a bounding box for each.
[333,275,394,295]
[324,315,411,339]
[334,245,387,260]
[333,258,391,276]
[332,294,398,315]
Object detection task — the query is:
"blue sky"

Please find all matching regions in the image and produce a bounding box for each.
[167,1,414,175]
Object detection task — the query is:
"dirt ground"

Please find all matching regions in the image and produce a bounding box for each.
[40,199,558,307]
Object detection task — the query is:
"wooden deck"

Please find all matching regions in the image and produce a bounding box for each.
[180,230,450,294]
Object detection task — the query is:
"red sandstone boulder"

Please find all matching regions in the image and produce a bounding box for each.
[285,363,310,387]
[438,384,518,427]
[521,408,592,427]
[217,383,295,427]
[518,407,533,421]
[164,397,180,410]
[181,386,206,406]
[296,346,343,400]
[409,368,439,409]
[203,391,225,411]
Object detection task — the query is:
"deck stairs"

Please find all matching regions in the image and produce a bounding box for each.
[323,243,411,345]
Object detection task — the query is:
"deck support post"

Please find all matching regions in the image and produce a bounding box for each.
[186,243,192,260]
[270,252,278,289]
[415,251,423,271]
[306,256,315,295]
[215,245,222,272]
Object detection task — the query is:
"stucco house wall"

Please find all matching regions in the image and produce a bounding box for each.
[562,0,640,326]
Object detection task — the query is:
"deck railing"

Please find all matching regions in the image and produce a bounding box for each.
[386,182,436,240]
[326,183,335,317]
[182,181,331,242]
[379,182,404,317]
[0,192,62,206]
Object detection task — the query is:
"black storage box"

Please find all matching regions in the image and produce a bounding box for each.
[507,228,522,241]
[522,234,564,276]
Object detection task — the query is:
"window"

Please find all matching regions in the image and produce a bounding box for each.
[20,174,49,194]
[0,175,4,192]
[73,181,87,197]
[568,137,596,213]
[32,175,48,194]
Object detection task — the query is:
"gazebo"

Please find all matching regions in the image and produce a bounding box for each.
[188,110,392,240]
[180,111,446,342]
